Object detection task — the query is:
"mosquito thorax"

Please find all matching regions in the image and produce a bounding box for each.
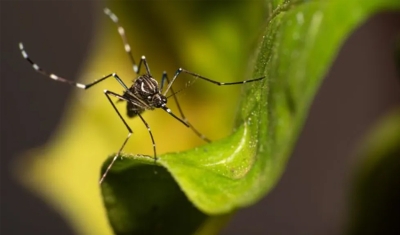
[135,74,159,96]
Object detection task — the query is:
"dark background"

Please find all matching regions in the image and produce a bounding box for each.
[1,2,399,235]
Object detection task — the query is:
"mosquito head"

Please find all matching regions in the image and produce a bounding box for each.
[150,93,167,108]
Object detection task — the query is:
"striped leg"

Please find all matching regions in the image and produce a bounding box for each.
[104,8,142,75]
[19,43,129,90]
[104,8,155,78]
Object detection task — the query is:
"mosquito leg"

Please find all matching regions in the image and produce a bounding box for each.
[136,113,157,164]
[99,90,133,184]
[103,8,153,77]
[19,43,130,91]
[161,72,211,143]
[79,72,131,90]
[103,8,138,74]
[163,68,265,95]
[136,56,152,76]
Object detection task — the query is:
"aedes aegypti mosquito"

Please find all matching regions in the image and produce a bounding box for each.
[19,8,265,184]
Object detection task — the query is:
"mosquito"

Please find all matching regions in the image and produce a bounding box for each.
[19,8,265,184]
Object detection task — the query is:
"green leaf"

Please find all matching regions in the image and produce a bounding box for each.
[101,0,400,234]
[101,161,206,234]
